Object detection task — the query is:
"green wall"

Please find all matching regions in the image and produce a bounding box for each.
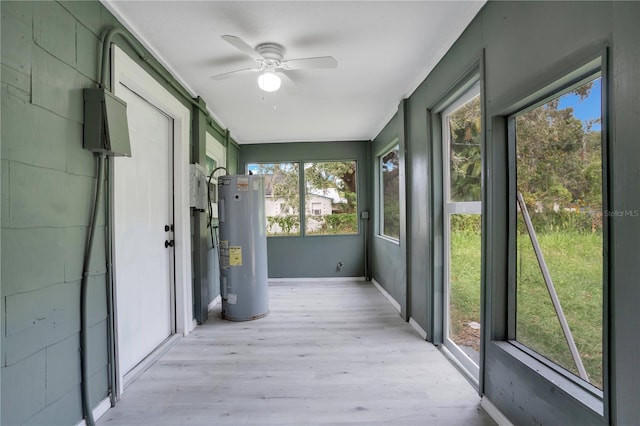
[370,112,408,317]
[240,141,370,278]
[1,2,114,424]
[371,1,640,424]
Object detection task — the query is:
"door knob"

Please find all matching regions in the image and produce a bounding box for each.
[165,240,174,248]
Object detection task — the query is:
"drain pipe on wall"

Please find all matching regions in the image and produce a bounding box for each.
[362,211,370,281]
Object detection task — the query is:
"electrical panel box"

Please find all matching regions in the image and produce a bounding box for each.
[208,181,217,205]
[83,88,132,156]
[189,163,208,211]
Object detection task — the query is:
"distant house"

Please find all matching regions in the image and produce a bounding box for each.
[304,193,334,233]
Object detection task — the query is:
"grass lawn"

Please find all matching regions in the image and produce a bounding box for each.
[449,227,603,389]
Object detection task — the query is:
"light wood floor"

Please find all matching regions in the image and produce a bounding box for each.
[98,280,496,425]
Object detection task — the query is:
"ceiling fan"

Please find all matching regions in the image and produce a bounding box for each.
[210,35,338,92]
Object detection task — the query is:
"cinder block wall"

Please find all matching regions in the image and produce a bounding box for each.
[2,2,125,424]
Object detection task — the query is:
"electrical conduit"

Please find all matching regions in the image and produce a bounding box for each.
[80,154,105,426]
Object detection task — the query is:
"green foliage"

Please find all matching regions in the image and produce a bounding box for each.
[518,210,602,234]
[322,213,358,234]
[450,214,481,235]
[266,215,299,236]
[449,229,482,351]
[381,147,400,238]
[451,229,603,388]
[448,96,482,202]
[516,226,603,388]
[383,197,400,238]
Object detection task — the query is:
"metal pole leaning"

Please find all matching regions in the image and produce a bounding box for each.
[517,192,589,382]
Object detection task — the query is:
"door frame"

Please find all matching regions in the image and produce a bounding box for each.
[111,45,193,395]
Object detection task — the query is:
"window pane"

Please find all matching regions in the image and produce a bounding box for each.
[381,147,400,239]
[205,156,216,176]
[515,77,603,388]
[248,162,300,236]
[304,161,357,235]
[448,95,481,202]
[449,213,482,361]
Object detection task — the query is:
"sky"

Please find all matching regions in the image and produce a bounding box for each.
[557,77,602,131]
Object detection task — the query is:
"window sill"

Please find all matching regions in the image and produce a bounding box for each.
[376,234,400,245]
[492,341,604,417]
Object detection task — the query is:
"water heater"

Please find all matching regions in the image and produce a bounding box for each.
[217,175,269,321]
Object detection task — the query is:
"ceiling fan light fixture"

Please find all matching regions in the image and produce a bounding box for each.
[258,71,281,92]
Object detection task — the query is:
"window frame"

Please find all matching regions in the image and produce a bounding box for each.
[505,56,608,410]
[441,81,483,383]
[247,159,360,238]
[378,141,401,242]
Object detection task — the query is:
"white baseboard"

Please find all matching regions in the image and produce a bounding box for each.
[481,396,514,426]
[371,278,401,313]
[268,277,366,283]
[76,397,111,426]
[208,295,221,312]
[409,317,428,340]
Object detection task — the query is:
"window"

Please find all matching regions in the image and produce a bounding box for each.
[380,145,400,239]
[248,162,300,236]
[512,74,603,389]
[304,161,358,235]
[442,82,482,379]
[205,156,216,176]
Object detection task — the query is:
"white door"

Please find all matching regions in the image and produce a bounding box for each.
[113,83,175,376]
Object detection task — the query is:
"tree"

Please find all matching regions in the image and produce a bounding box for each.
[448,96,482,202]
[304,161,357,213]
[516,81,602,212]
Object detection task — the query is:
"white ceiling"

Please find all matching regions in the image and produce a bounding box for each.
[103,1,485,144]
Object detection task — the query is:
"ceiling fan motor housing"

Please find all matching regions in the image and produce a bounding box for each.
[256,43,285,64]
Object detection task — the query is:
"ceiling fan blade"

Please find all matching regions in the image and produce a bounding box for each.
[210,67,259,80]
[221,35,263,60]
[281,56,337,70]
[278,70,301,94]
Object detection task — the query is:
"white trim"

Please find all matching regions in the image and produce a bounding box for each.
[371,278,401,313]
[111,45,194,396]
[268,277,366,283]
[481,397,515,426]
[375,234,400,245]
[122,335,180,391]
[439,344,480,390]
[208,295,221,312]
[75,397,111,426]
[409,317,428,340]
